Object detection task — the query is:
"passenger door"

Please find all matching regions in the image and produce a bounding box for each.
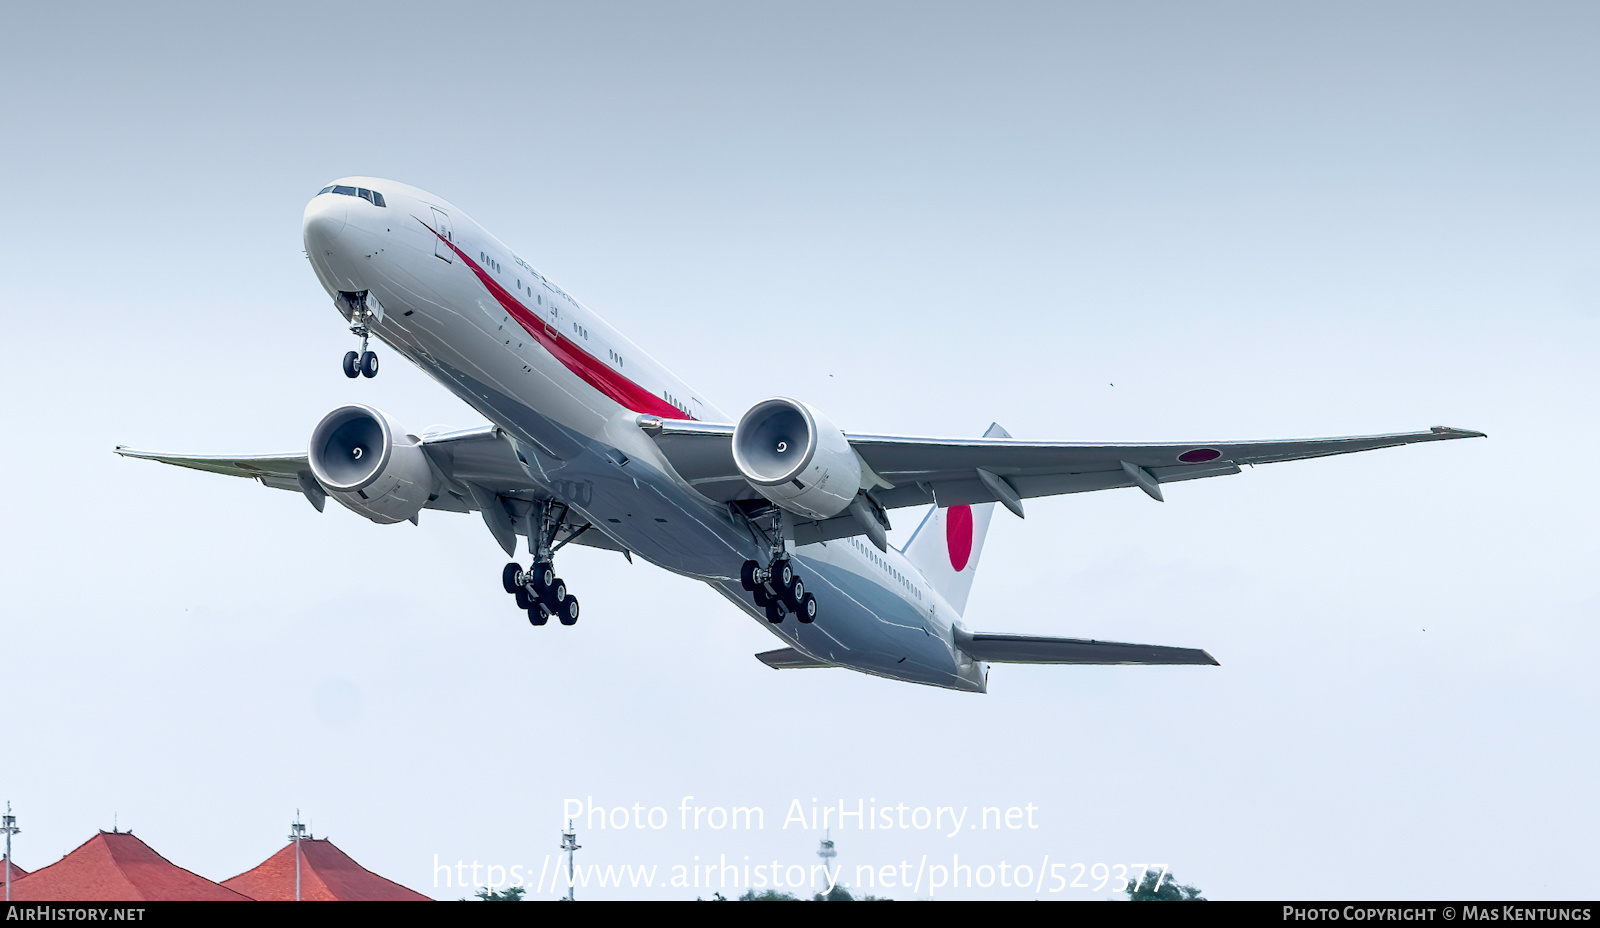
[431,207,453,262]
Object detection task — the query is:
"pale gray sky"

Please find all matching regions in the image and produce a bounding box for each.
[1,1,1595,900]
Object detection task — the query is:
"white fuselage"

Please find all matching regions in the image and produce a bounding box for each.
[303,177,987,692]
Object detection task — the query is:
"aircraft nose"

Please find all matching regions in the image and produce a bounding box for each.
[303,193,349,254]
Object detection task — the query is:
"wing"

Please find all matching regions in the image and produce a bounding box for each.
[114,427,628,556]
[641,415,1485,543]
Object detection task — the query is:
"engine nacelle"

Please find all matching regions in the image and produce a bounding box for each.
[733,398,861,520]
[308,404,438,524]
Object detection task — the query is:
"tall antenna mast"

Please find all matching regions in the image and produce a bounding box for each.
[2,802,18,903]
[288,810,308,902]
[559,819,581,902]
[817,829,837,895]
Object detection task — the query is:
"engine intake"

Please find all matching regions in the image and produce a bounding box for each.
[308,404,437,524]
[733,398,861,520]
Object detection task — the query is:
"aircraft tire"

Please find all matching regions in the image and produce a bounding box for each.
[342,351,360,378]
[798,593,817,624]
[753,585,771,607]
[502,562,522,594]
[544,579,567,606]
[529,603,550,626]
[783,577,804,610]
[765,601,785,624]
[514,587,533,610]
[530,563,555,591]
[774,559,794,589]
[740,560,760,591]
[360,351,379,378]
[559,597,580,626]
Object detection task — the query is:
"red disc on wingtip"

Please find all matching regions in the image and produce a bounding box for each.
[946,505,974,571]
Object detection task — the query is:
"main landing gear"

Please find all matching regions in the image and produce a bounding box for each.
[503,560,580,626]
[501,501,581,627]
[741,556,818,624]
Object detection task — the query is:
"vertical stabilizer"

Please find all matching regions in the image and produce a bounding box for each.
[901,423,1009,616]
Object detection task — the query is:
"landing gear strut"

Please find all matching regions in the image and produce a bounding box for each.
[500,502,583,627]
[339,291,379,378]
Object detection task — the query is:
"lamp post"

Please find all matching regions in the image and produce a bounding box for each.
[560,820,580,902]
[288,811,308,902]
[2,803,18,903]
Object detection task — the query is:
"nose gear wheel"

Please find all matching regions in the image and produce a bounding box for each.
[339,293,379,378]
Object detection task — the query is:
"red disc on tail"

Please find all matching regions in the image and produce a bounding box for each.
[946,505,974,571]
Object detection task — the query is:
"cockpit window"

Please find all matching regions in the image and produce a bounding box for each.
[317,184,386,207]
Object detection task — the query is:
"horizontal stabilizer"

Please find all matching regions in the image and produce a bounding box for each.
[955,627,1218,665]
[755,648,836,670]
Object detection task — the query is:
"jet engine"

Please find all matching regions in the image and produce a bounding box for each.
[732,397,861,520]
[308,404,438,524]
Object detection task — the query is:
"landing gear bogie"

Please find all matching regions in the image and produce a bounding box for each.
[501,503,585,629]
[743,553,819,624]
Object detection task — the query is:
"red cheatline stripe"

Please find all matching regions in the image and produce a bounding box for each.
[421,220,691,420]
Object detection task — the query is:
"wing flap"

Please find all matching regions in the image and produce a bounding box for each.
[955,628,1218,665]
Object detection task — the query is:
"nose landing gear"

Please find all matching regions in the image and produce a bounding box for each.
[338,291,380,378]
[342,347,378,378]
[342,325,378,379]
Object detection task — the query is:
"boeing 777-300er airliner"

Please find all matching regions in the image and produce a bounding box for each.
[117,177,1484,692]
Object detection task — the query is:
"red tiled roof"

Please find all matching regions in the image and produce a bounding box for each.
[222,838,430,901]
[0,856,28,889]
[7,831,250,901]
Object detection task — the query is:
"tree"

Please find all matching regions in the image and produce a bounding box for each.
[738,888,800,901]
[1126,871,1205,901]
[474,885,527,901]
